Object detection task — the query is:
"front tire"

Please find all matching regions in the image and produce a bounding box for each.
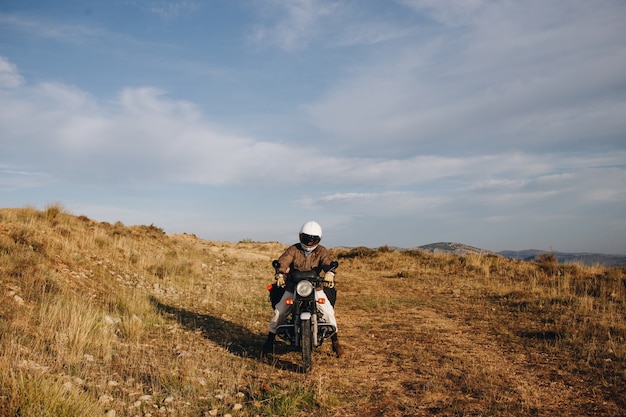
[301,319,313,372]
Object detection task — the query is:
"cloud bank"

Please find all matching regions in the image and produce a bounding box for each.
[1,0,625,252]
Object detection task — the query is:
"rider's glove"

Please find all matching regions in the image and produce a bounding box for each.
[324,271,335,288]
[275,273,286,288]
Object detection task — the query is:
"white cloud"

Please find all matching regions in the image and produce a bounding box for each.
[38,82,96,109]
[0,168,51,189]
[297,155,626,221]
[306,0,626,154]
[2,62,623,194]
[250,0,414,51]
[250,0,340,51]
[0,12,110,44]
[398,0,488,26]
[149,1,201,19]
[0,56,23,88]
[295,191,447,216]
[578,167,626,203]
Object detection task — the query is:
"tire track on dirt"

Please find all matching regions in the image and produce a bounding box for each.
[331,305,589,416]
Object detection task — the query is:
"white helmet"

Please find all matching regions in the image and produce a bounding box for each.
[299,220,322,252]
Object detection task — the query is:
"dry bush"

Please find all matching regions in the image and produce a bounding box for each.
[337,246,378,259]
[0,371,103,417]
[36,294,114,365]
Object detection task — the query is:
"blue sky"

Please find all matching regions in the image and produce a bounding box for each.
[1,0,625,254]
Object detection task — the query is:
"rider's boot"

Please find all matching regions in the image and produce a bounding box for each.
[261,332,275,355]
[331,335,344,358]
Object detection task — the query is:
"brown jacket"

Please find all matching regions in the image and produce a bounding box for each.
[277,244,334,291]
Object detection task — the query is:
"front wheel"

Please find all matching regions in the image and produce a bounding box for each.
[301,319,313,372]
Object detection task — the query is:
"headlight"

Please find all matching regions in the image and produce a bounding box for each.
[296,280,314,297]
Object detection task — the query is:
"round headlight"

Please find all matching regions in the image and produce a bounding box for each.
[296,280,314,297]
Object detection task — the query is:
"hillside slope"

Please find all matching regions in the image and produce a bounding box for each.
[417,242,493,256]
[1,206,625,416]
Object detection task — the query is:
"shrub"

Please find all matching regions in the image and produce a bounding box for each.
[536,252,559,274]
[45,203,64,222]
[337,246,377,259]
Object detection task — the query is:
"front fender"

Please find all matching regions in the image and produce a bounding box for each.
[300,312,312,320]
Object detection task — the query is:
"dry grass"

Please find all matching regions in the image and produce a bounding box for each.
[0,205,624,416]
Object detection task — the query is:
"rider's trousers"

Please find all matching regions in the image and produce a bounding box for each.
[269,289,338,334]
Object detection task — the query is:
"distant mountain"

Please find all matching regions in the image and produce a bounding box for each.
[413,242,626,267]
[498,249,626,267]
[416,242,494,256]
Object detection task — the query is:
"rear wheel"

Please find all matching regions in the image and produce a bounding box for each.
[301,319,313,372]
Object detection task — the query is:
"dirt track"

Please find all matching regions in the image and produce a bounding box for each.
[260,265,624,417]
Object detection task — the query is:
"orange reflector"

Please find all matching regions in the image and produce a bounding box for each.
[286,298,294,305]
[317,298,326,304]
[267,284,274,291]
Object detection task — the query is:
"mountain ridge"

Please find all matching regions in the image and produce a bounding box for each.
[415,242,493,256]
[414,242,626,267]
[497,249,626,267]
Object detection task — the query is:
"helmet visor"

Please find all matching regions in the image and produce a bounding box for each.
[299,233,321,247]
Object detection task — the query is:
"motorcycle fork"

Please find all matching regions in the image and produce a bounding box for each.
[312,310,319,347]
[293,305,301,347]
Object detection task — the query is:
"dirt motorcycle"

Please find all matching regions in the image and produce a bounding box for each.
[267,259,338,372]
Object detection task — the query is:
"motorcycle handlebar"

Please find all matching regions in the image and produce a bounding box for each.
[272,259,339,273]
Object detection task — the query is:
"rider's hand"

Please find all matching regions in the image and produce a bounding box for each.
[275,273,286,288]
[325,271,335,288]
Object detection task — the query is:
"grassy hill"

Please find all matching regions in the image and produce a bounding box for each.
[1,206,625,416]
[417,242,494,256]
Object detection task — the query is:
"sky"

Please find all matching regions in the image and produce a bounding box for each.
[1,0,625,254]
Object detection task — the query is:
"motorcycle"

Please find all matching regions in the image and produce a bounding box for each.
[267,259,338,372]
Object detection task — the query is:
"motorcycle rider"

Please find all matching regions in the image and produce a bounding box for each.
[262,220,345,358]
